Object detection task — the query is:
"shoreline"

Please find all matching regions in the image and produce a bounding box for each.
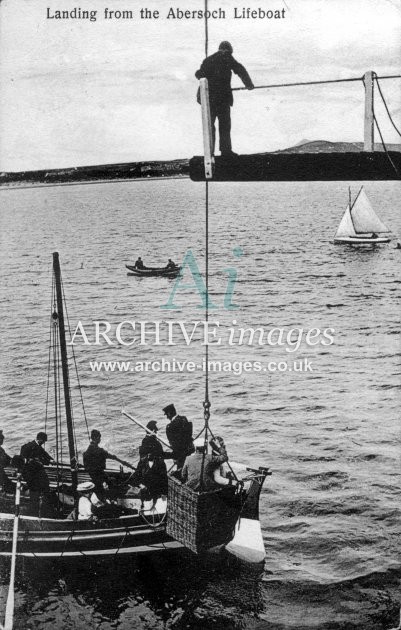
[0,174,190,191]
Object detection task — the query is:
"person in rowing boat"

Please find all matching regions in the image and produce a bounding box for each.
[76,481,99,520]
[181,436,232,491]
[195,41,254,158]
[0,430,12,492]
[134,256,145,270]
[165,259,177,271]
[20,431,55,466]
[83,429,134,501]
[162,404,195,472]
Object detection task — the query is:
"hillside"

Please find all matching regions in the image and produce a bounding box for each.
[1,141,400,187]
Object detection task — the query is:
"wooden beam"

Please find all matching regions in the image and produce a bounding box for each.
[189,152,401,181]
[364,71,374,152]
[199,78,214,179]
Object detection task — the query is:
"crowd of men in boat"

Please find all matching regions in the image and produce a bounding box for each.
[0,405,239,520]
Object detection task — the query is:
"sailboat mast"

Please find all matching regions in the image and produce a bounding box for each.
[52,252,78,489]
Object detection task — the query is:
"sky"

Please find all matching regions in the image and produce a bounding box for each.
[0,0,400,171]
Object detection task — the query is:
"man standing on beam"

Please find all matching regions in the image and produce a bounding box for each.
[195,41,254,158]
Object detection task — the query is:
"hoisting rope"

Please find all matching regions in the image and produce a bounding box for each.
[232,73,401,91]
[199,0,210,490]
[203,0,208,57]
[198,6,239,488]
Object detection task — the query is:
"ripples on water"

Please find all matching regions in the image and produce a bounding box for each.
[0,180,400,628]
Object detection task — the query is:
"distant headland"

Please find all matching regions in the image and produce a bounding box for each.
[1,141,400,188]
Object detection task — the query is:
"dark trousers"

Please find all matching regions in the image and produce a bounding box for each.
[89,472,106,501]
[210,102,232,155]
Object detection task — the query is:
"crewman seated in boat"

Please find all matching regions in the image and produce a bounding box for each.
[0,429,12,492]
[77,481,99,521]
[130,448,168,508]
[20,431,55,466]
[165,258,177,270]
[162,403,195,472]
[83,429,134,500]
[371,233,378,239]
[181,436,233,492]
[134,256,145,270]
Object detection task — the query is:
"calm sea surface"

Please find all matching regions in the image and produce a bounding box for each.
[0,179,400,629]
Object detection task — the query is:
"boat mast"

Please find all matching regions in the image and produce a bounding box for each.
[52,252,78,490]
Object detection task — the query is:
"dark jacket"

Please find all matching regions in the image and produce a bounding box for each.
[140,434,172,460]
[195,51,253,107]
[20,440,53,465]
[0,446,11,489]
[131,456,168,499]
[83,443,111,475]
[166,415,194,461]
[0,446,11,469]
[22,459,50,492]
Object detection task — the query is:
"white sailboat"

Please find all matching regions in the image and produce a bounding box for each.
[334,187,392,245]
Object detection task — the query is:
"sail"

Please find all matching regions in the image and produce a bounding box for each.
[351,188,391,234]
[334,205,356,238]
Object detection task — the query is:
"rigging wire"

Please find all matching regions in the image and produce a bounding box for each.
[232,73,401,91]
[374,75,401,138]
[52,303,61,504]
[61,276,90,441]
[45,271,55,434]
[59,275,80,461]
[373,113,401,179]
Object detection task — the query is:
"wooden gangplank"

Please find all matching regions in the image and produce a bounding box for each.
[189,152,401,182]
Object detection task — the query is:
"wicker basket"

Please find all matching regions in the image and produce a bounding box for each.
[166,475,241,553]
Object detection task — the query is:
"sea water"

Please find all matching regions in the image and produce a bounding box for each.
[0,179,400,629]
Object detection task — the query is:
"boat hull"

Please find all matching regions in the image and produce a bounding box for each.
[0,510,177,558]
[0,465,269,561]
[334,236,390,245]
[126,265,181,278]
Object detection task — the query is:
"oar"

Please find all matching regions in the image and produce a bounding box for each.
[122,409,171,449]
[4,474,22,630]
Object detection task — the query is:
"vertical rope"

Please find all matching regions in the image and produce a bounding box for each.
[204,0,208,56]
[199,0,210,490]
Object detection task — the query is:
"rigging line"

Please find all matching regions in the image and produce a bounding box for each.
[61,276,90,440]
[232,74,401,91]
[56,337,64,476]
[374,113,401,179]
[374,75,401,138]
[53,317,61,490]
[45,273,55,434]
[59,276,80,458]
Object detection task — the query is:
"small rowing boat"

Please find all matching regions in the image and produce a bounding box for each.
[126,264,181,278]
